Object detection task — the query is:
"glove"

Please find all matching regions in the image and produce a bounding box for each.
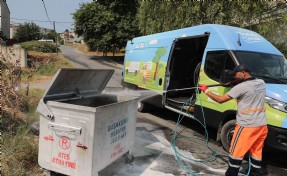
[199,84,209,93]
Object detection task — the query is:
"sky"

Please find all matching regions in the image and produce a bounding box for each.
[6,0,93,33]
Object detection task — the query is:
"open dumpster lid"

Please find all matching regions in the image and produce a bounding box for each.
[42,68,114,102]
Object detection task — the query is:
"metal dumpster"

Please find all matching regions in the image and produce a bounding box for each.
[37,68,139,176]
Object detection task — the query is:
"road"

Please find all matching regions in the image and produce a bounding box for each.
[60,45,122,88]
[48,46,287,176]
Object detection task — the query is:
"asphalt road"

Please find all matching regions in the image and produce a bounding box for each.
[60,45,122,88]
[45,46,287,176]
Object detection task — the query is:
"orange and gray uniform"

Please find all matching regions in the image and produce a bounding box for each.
[225,78,268,176]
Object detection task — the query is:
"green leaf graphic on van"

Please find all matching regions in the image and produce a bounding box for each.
[152,48,167,80]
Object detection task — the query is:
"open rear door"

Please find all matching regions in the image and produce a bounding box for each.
[163,34,209,118]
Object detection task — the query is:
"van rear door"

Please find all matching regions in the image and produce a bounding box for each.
[164,35,209,116]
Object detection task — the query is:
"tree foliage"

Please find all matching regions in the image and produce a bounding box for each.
[72,1,287,55]
[13,22,42,43]
[136,1,287,55]
[42,30,60,42]
[73,0,139,55]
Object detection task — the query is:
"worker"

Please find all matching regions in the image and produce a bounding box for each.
[199,65,268,176]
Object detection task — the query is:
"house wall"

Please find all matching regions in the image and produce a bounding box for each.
[0,45,27,67]
[0,0,10,39]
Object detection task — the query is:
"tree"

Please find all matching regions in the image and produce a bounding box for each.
[136,1,287,55]
[136,1,287,35]
[13,22,42,43]
[42,30,60,42]
[152,48,167,80]
[73,1,139,55]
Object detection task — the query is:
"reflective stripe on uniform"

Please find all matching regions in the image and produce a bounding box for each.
[250,155,262,169]
[228,162,241,168]
[228,155,242,168]
[230,126,244,155]
[241,107,266,114]
[251,163,261,169]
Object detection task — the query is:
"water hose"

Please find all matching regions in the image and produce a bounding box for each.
[170,84,252,176]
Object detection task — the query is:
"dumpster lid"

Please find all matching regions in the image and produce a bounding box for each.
[43,68,114,101]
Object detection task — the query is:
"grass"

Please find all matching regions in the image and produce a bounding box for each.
[2,89,45,176]
[2,127,42,176]
[3,50,73,175]
[22,52,73,83]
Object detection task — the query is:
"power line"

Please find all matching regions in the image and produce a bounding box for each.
[10,17,73,24]
[10,17,73,32]
[41,0,53,26]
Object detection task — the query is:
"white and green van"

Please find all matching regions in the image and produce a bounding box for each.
[122,24,287,151]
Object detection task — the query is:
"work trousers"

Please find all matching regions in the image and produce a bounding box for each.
[225,124,268,176]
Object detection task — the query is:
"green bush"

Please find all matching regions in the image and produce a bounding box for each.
[20,41,60,53]
[35,60,72,76]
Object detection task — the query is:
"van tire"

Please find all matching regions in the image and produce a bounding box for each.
[221,119,236,152]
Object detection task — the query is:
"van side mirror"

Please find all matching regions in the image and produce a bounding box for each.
[219,70,233,85]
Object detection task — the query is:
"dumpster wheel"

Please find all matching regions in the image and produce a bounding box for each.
[138,101,150,112]
[124,153,134,164]
[43,170,66,176]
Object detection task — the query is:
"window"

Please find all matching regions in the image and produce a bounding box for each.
[233,51,286,78]
[204,51,235,82]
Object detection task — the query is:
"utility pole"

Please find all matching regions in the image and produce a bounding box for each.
[53,21,58,55]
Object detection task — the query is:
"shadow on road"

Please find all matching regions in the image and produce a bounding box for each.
[263,150,287,168]
[90,56,124,64]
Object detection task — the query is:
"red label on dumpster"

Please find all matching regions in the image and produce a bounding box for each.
[59,136,70,150]
[111,143,124,158]
[52,137,76,169]
[44,135,54,141]
[76,142,88,150]
[51,156,76,169]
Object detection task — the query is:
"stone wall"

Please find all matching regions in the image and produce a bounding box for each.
[0,45,27,67]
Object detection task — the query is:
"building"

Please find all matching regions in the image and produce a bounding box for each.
[10,22,19,39]
[60,29,84,44]
[0,0,10,39]
[40,27,54,36]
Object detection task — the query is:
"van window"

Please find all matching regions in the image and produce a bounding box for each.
[233,51,286,78]
[204,51,235,81]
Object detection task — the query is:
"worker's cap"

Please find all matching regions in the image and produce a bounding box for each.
[230,65,250,75]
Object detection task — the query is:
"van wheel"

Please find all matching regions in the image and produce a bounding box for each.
[221,119,236,152]
[138,101,149,112]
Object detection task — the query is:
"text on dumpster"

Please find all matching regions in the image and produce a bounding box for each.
[108,117,128,144]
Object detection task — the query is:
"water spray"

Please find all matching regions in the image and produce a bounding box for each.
[103,83,228,102]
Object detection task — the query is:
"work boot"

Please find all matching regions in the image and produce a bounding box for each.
[225,167,240,176]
